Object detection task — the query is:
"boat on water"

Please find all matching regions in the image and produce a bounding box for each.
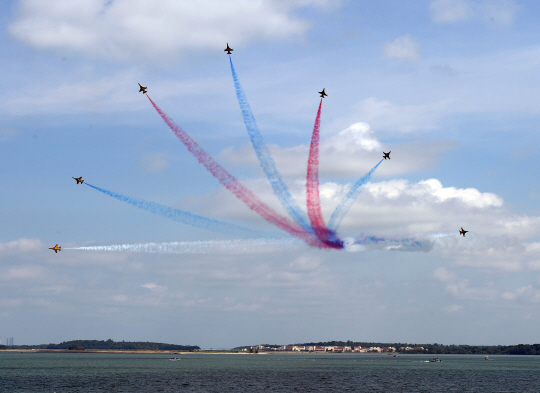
[485,356,491,360]
[430,357,442,362]
[169,357,181,361]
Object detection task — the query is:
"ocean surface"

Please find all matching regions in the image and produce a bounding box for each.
[1,352,540,392]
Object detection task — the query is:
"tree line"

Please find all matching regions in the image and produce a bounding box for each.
[295,341,540,355]
[6,339,199,351]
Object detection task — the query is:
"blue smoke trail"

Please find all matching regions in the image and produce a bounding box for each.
[327,160,383,232]
[229,57,313,235]
[343,235,433,252]
[86,183,263,237]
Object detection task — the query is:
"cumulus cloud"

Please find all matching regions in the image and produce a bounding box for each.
[188,171,537,239]
[0,238,44,254]
[383,34,420,61]
[220,122,453,178]
[430,0,474,22]
[140,152,169,173]
[8,0,332,61]
[479,0,519,25]
[1,69,233,116]
[3,71,140,115]
[501,285,540,302]
[433,268,499,300]
[141,283,168,292]
[0,266,47,281]
[430,0,518,25]
[433,267,457,282]
[353,97,450,133]
[317,177,506,238]
[181,156,540,272]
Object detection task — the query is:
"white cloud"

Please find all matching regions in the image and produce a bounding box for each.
[501,285,540,302]
[0,238,44,254]
[444,304,463,313]
[140,152,169,173]
[327,122,382,152]
[113,294,128,303]
[383,34,420,61]
[367,179,503,209]
[141,283,168,292]
[479,0,519,25]
[222,303,261,312]
[1,69,234,116]
[430,0,518,25]
[433,268,499,300]
[3,71,140,116]
[0,266,47,281]
[526,243,540,270]
[430,0,474,23]
[332,178,509,237]
[8,0,331,62]
[353,97,450,133]
[219,122,453,178]
[181,160,540,272]
[433,267,456,282]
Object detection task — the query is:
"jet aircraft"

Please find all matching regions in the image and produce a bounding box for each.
[383,151,391,160]
[49,244,61,253]
[72,177,84,184]
[318,88,327,98]
[459,227,468,237]
[224,43,233,54]
[138,83,147,94]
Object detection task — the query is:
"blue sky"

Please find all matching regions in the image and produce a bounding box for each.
[2,0,540,348]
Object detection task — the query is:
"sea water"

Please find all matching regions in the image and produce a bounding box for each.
[1,352,540,392]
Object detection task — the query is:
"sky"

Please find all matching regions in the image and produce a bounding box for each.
[1,0,540,348]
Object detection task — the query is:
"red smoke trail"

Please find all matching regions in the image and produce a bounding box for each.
[306,99,340,248]
[146,95,326,248]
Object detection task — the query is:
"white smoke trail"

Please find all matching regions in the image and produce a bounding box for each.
[426,232,456,238]
[342,236,435,252]
[66,238,303,254]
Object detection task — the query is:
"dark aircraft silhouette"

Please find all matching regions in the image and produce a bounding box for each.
[49,244,61,253]
[459,227,468,237]
[318,88,327,98]
[138,83,147,94]
[72,177,84,184]
[383,151,391,160]
[224,43,233,54]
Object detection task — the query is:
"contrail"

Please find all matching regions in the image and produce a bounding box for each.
[327,159,383,232]
[146,95,325,248]
[306,99,341,248]
[343,235,433,252]
[66,238,303,254]
[229,57,313,234]
[85,182,264,237]
[426,232,455,238]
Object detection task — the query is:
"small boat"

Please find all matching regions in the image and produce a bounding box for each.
[169,357,181,361]
[430,357,442,362]
[484,356,491,360]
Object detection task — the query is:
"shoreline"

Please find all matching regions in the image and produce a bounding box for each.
[0,349,259,354]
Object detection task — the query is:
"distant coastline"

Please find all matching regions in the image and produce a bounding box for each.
[3,340,540,356]
[234,342,540,356]
[0,339,199,352]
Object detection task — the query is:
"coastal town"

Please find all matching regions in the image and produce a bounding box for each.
[244,345,426,353]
